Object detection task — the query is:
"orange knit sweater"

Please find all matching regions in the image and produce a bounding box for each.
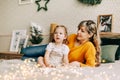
[68,34,96,67]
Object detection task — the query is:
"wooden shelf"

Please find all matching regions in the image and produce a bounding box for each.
[100,32,120,39]
[0,34,11,37]
[0,52,23,59]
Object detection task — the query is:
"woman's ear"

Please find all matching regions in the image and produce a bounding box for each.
[89,33,93,38]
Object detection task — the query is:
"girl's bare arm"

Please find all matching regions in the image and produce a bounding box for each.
[44,50,51,67]
[62,54,69,66]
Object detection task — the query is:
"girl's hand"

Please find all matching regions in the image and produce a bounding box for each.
[62,63,69,67]
[47,64,55,68]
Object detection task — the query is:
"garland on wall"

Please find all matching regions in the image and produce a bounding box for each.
[35,0,50,11]
[79,0,102,5]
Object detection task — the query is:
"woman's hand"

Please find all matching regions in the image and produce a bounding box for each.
[69,61,80,67]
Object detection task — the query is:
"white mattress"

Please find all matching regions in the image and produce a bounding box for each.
[0,59,120,80]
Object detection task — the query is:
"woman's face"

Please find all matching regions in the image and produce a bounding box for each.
[76,26,90,41]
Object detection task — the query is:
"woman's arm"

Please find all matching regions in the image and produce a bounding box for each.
[81,45,96,67]
[68,42,96,67]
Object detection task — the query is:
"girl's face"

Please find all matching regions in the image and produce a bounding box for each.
[54,27,66,44]
[77,26,91,41]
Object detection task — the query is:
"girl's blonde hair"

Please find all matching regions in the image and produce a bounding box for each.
[78,20,101,67]
[51,25,68,44]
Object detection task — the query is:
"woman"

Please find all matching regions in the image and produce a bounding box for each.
[67,20,101,67]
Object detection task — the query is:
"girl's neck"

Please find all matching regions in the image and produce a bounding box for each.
[55,42,63,46]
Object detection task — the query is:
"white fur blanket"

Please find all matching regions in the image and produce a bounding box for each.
[0,59,120,80]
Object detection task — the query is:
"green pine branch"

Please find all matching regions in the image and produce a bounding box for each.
[29,26,43,44]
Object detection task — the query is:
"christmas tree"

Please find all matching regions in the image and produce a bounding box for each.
[29,22,43,44]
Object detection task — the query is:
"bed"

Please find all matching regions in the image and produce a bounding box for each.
[0,59,120,80]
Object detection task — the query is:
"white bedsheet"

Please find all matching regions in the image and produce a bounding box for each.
[0,59,120,80]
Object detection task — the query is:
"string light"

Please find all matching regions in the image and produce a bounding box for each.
[0,59,120,80]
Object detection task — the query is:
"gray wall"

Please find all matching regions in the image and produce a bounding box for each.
[0,0,120,51]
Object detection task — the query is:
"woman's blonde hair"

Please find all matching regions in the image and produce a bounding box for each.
[78,20,101,67]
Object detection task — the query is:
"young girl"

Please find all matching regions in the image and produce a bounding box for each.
[68,20,101,67]
[37,25,69,67]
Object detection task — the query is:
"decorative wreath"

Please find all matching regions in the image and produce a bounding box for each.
[79,0,102,5]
